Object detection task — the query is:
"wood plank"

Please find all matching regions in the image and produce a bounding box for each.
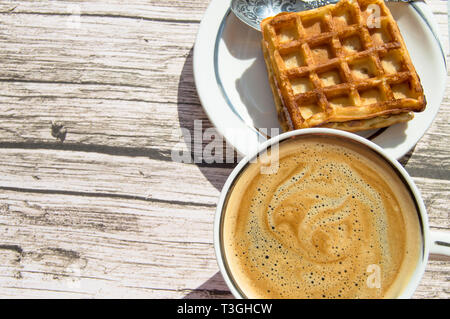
[413,260,450,299]
[0,147,448,214]
[0,82,210,154]
[0,0,209,22]
[410,177,449,230]
[0,148,235,206]
[0,190,233,298]
[0,14,198,86]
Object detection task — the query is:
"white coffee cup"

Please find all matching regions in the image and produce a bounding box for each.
[214,128,450,299]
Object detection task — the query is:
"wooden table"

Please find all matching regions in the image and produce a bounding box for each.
[0,0,448,299]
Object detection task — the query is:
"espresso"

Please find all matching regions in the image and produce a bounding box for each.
[222,135,422,298]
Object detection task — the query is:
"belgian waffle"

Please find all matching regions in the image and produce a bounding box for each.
[261,0,426,132]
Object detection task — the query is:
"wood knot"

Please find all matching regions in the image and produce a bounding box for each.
[51,121,67,142]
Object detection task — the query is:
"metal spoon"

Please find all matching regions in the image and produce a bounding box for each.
[231,0,416,31]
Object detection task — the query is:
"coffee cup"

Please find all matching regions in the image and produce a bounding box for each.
[214,128,450,299]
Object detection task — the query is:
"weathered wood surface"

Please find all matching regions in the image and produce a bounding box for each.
[0,0,448,298]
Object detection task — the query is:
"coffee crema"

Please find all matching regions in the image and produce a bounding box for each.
[222,135,422,299]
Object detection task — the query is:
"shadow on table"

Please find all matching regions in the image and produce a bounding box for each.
[398,145,416,167]
[183,271,233,299]
[177,47,238,191]
[177,49,234,299]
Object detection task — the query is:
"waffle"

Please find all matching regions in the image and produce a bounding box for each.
[261,0,425,132]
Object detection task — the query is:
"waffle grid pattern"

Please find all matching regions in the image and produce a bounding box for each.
[261,0,426,131]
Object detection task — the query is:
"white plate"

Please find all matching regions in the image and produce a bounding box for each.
[194,0,446,160]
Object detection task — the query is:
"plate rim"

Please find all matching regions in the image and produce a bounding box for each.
[193,0,447,160]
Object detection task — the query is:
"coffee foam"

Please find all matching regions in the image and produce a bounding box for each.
[222,135,421,299]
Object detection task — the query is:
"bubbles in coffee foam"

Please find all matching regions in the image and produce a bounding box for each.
[224,137,416,298]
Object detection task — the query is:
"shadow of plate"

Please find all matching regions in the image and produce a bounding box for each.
[176,47,238,191]
[183,271,233,299]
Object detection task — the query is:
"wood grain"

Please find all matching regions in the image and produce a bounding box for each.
[0,0,448,299]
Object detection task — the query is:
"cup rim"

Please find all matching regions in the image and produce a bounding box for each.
[214,128,430,299]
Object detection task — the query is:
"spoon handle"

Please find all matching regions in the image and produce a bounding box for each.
[231,0,418,32]
[258,0,417,14]
[302,0,416,11]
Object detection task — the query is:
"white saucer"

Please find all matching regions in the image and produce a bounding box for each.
[194,0,446,160]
